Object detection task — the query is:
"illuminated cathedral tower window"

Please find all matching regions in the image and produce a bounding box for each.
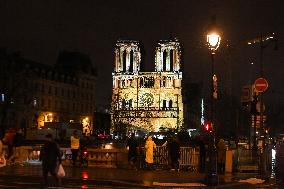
[111,38,183,133]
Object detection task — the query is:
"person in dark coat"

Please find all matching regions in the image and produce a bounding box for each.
[197,137,206,173]
[126,133,138,169]
[40,133,62,187]
[168,138,180,171]
[3,128,16,162]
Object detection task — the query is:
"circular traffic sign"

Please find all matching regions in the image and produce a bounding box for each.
[254,77,268,93]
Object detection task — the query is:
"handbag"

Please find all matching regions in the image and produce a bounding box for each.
[57,163,65,177]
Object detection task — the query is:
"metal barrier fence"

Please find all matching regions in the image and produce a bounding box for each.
[139,146,199,171]
[236,148,261,172]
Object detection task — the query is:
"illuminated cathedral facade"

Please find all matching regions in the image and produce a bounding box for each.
[111,38,184,132]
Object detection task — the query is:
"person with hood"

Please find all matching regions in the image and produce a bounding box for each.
[144,136,156,169]
[168,137,180,171]
[3,128,16,163]
[40,133,62,187]
[217,138,227,174]
[126,133,138,169]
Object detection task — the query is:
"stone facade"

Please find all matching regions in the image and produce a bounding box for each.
[111,38,183,132]
[0,50,96,136]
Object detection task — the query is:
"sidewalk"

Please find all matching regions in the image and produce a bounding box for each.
[0,163,259,188]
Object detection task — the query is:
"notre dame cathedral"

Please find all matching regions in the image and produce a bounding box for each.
[111,38,183,133]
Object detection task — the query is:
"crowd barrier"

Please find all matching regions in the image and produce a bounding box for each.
[138,146,199,171]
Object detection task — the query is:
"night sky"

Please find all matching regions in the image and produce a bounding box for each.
[0,0,284,113]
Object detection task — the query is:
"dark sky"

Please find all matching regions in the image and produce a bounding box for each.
[0,0,284,110]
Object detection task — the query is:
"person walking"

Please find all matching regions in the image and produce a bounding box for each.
[0,138,6,168]
[167,138,180,171]
[70,130,80,166]
[3,128,16,164]
[197,136,206,173]
[40,133,62,188]
[144,136,156,170]
[217,138,226,174]
[126,133,138,169]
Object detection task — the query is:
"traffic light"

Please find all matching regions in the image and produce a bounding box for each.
[204,121,213,132]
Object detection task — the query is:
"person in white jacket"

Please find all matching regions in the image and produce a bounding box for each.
[144,136,156,169]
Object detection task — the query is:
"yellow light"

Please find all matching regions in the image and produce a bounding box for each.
[48,113,53,116]
[207,33,221,52]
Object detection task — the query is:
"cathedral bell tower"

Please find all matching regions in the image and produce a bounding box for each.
[114,40,141,73]
[155,38,181,72]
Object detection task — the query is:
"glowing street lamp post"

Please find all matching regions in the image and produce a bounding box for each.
[206,31,221,186]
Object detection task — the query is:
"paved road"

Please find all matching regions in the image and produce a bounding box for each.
[0,175,149,189]
[0,164,276,188]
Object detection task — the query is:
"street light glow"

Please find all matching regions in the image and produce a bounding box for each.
[207,33,221,53]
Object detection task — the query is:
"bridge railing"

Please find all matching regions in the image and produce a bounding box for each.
[1,145,199,171]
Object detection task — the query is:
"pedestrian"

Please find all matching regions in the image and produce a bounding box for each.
[126,133,138,169]
[0,138,6,168]
[0,138,3,156]
[217,138,226,174]
[167,137,180,171]
[197,136,206,173]
[3,128,16,163]
[40,133,62,187]
[14,128,25,164]
[70,130,80,166]
[144,136,156,170]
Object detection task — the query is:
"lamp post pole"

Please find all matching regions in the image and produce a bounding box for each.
[247,33,277,177]
[206,32,221,186]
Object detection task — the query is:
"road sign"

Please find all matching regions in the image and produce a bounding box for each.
[254,78,268,93]
[241,85,254,103]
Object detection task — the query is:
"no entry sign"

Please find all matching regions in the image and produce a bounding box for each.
[254,77,268,93]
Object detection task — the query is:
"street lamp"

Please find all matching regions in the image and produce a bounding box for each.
[206,27,221,186]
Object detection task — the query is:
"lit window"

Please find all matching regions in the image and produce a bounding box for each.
[1,94,4,102]
[33,99,37,106]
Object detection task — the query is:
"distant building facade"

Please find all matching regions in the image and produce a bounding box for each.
[0,50,96,137]
[111,38,184,132]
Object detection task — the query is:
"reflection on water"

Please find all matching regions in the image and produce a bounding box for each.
[82,171,89,180]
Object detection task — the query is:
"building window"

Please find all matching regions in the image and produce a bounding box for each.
[1,94,4,102]
[170,49,173,71]
[163,100,167,108]
[122,80,126,88]
[123,50,127,72]
[129,50,134,72]
[163,50,167,71]
[33,99,37,107]
[129,99,133,108]
[122,99,126,109]
[169,100,173,108]
[162,77,166,87]
[140,78,144,87]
